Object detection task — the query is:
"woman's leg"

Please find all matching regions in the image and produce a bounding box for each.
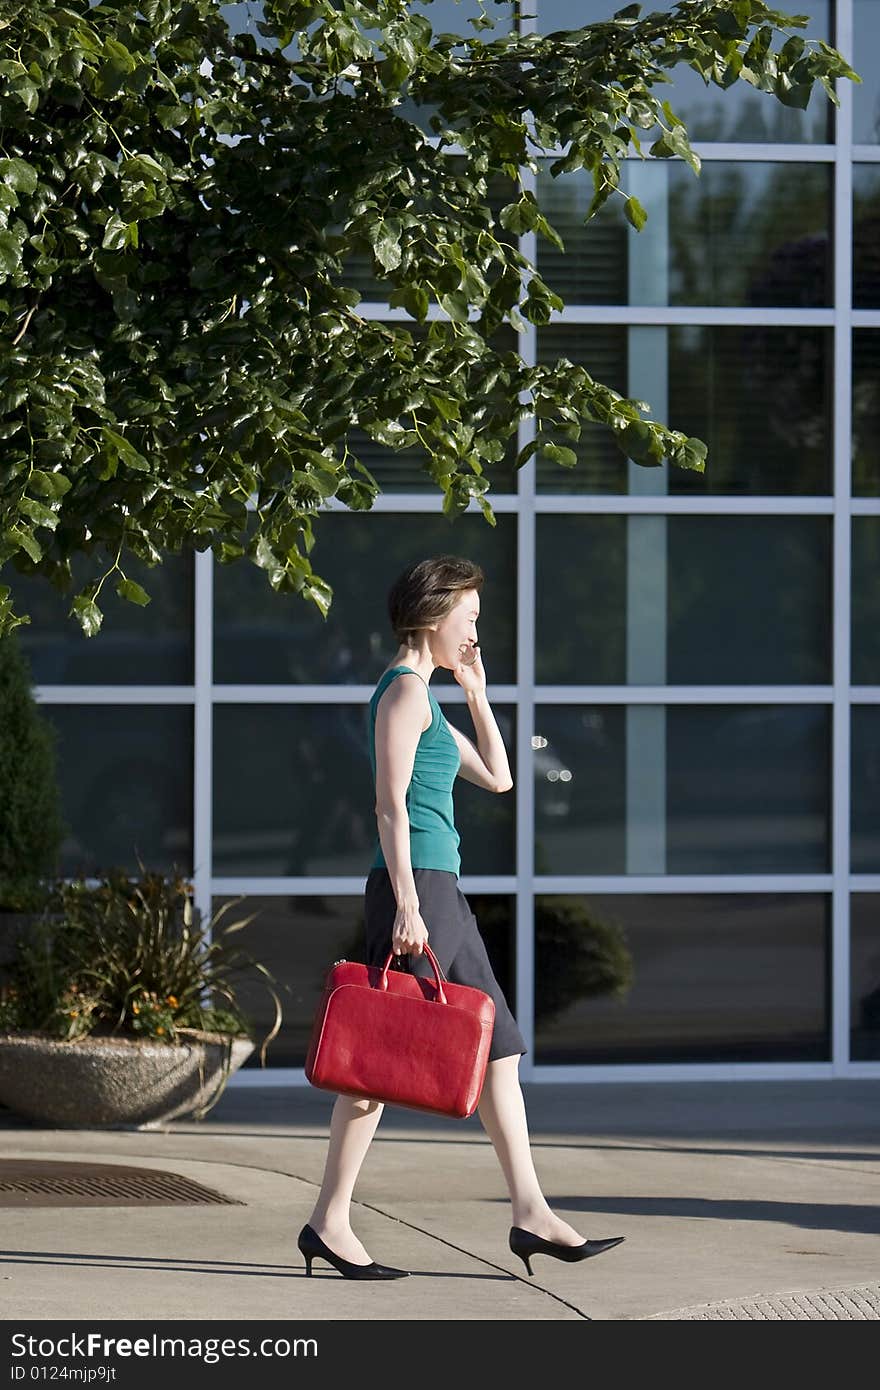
[306,1094,386,1264]
[476,1054,586,1244]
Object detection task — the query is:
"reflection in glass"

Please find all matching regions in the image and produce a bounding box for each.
[39,706,193,878]
[853,166,880,308]
[213,509,517,685]
[215,891,516,1068]
[851,709,880,873]
[665,517,831,685]
[852,519,880,686]
[854,0,880,144]
[4,552,194,685]
[667,325,831,496]
[533,892,829,1063]
[213,702,516,877]
[534,705,830,875]
[667,705,829,873]
[538,161,831,307]
[536,324,832,495]
[536,515,831,686]
[853,332,880,497]
[536,1,832,143]
[536,515,627,683]
[851,895,880,1061]
[213,705,375,876]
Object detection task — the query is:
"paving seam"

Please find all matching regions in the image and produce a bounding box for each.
[353,1198,591,1320]
[0,1147,591,1318]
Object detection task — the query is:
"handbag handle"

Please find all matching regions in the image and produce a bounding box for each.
[379,944,448,1004]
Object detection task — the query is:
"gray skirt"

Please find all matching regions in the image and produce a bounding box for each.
[363,866,527,1063]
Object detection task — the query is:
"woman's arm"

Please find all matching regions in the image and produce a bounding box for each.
[460,690,513,792]
[449,645,514,793]
[373,673,431,906]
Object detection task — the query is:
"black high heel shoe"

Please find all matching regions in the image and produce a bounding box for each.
[297,1224,410,1280]
[509,1226,625,1277]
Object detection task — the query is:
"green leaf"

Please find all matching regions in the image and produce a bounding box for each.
[102,213,129,252]
[71,594,102,637]
[29,469,72,499]
[0,158,37,194]
[540,442,578,468]
[101,426,150,472]
[115,576,151,606]
[18,495,59,529]
[370,218,402,272]
[8,524,42,564]
[622,195,647,231]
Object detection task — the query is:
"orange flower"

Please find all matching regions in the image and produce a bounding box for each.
[166,995,178,1008]
[156,1026,165,1035]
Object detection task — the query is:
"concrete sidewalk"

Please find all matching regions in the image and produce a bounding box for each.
[0,1080,878,1321]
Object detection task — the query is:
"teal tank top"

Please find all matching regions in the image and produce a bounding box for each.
[368,666,462,876]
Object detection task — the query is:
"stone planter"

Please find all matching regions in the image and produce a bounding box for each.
[0,1031,254,1129]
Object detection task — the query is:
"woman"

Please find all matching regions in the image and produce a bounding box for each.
[298,555,624,1280]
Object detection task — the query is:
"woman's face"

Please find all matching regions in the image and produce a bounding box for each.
[432,588,480,669]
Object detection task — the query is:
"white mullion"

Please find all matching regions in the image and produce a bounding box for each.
[213,874,830,895]
[357,302,836,327]
[193,548,214,946]
[834,0,855,1076]
[534,306,835,325]
[535,497,834,514]
[534,144,836,163]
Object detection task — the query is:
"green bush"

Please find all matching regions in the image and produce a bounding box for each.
[0,860,283,1062]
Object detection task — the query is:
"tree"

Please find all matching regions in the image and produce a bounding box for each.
[0,0,860,637]
[0,634,66,910]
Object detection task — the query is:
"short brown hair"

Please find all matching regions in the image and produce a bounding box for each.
[388,556,484,647]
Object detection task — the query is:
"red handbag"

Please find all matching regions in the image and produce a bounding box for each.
[304,944,495,1119]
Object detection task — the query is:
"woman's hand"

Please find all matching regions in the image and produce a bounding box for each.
[454,642,486,695]
[392,905,430,957]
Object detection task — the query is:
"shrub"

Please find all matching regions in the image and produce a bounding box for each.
[0,859,282,1062]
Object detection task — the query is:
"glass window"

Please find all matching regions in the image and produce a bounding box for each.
[536,515,832,686]
[533,892,830,1064]
[535,1,833,143]
[854,0,880,144]
[851,708,880,873]
[537,161,832,308]
[853,166,880,309]
[853,331,880,497]
[213,705,375,876]
[213,509,517,685]
[851,894,880,1061]
[39,706,193,877]
[534,704,830,875]
[852,518,880,686]
[536,324,832,495]
[212,702,515,876]
[216,891,517,1068]
[4,552,194,686]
